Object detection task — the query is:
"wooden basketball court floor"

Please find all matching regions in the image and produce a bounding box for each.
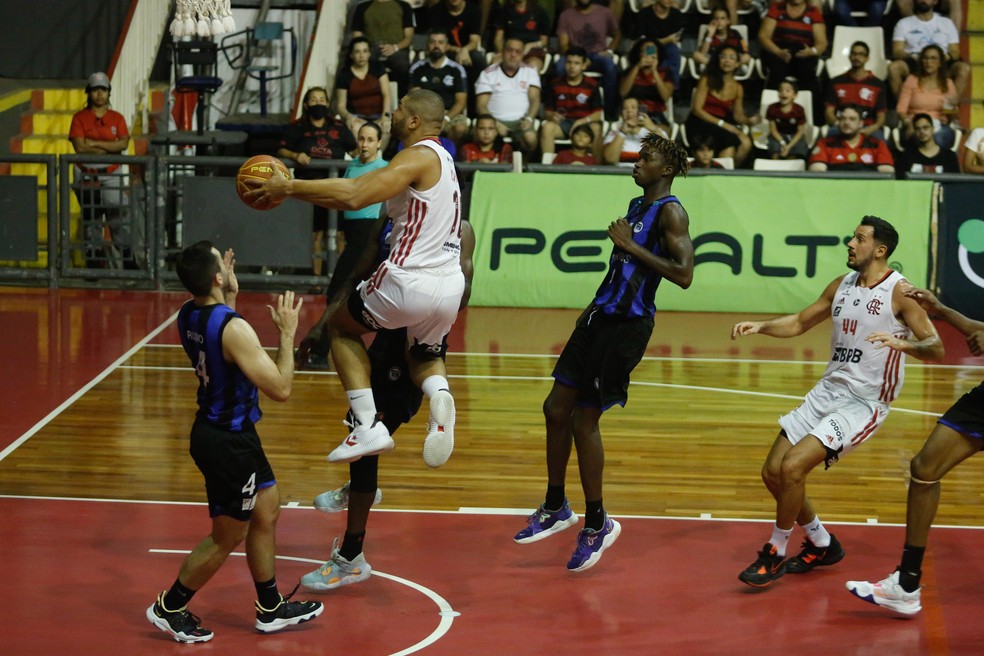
[1,287,982,655]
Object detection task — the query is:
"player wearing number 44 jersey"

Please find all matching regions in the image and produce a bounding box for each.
[731,216,944,589]
[250,88,466,469]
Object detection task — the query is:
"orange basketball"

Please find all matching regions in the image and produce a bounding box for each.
[236,155,291,210]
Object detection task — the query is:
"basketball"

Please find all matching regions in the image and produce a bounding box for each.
[236,155,291,210]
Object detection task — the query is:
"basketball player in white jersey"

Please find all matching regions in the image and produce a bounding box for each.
[249,89,465,468]
[730,216,943,588]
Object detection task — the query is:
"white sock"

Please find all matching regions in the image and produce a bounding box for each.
[421,375,450,400]
[770,525,794,557]
[346,388,377,427]
[801,516,831,547]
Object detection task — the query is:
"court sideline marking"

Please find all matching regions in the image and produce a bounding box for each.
[0,310,179,463]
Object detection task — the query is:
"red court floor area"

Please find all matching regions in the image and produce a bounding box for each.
[1,496,981,655]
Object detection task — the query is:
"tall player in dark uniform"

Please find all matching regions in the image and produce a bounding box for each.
[299,216,475,591]
[146,243,323,643]
[513,134,694,572]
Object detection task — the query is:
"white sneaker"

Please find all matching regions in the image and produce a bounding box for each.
[422,389,455,468]
[313,481,383,513]
[300,539,372,591]
[846,570,922,616]
[328,417,394,463]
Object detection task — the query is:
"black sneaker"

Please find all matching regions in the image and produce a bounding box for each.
[255,590,324,634]
[738,543,787,588]
[785,534,845,573]
[146,591,213,643]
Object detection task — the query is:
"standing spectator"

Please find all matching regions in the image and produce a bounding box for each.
[831,0,886,27]
[889,0,967,99]
[684,46,758,167]
[475,37,542,156]
[428,0,486,86]
[766,78,810,160]
[808,104,894,173]
[334,37,393,138]
[409,29,471,144]
[69,71,132,268]
[636,0,685,85]
[618,38,674,128]
[602,96,667,165]
[553,123,598,164]
[147,245,322,643]
[824,41,887,138]
[692,7,751,68]
[898,113,960,174]
[493,0,551,73]
[540,46,603,158]
[555,0,621,120]
[458,113,515,162]
[278,87,357,279]
[758,0,826,116]
[962,119,984,174]
[350,0,415,96]
[896,44,957,150]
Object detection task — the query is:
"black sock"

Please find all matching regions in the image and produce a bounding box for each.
[254,577,281,610]
[545,485,565,511]
[584,499,605,531]
[340,531,366,561]
[898,545,925,592]
[162,578,196,612]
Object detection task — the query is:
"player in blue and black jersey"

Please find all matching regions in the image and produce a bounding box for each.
[513,133,695,572]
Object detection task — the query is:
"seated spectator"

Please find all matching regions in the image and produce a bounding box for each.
[618,38,674,127]
[335,37,393,138]
[690,133,726,169]
[824,40,887,138]
[602,96,667,165]
[493,0,551,73]
[636,0,684,86]
[277,87,357,276]
[831,0,886,27]
[889,0,968,99]
[553,123,598,164]
[897,0,961,32]
[409,29,471,144]
[962,120,984,174]
[896,44,957,150]
[692,7,751,68]
[555,0,621,120]
[808,104,894,172]
[758,0,826,109]
[350,0,414,96]
[475,38,542,156]
[899,112,959,174]
[540,46,604,156]
[458,114,515,162]
[683,46,759,167]
[428,0,487,84]
[766,78,810,160]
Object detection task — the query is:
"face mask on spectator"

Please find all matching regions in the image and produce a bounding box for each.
[308,104,329,120]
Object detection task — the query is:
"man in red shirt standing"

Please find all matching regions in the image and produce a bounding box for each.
[808,104,894,173]
[68,72,132,268]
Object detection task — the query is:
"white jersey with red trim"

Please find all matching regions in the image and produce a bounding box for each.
[823,270,910,403]
[385,138,463,271]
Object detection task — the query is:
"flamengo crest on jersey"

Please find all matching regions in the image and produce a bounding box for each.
[385,139,463,270]
[824,270,910,403]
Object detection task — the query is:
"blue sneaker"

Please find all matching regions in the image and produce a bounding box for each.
[513,499,579,544]
[566,515,621,572]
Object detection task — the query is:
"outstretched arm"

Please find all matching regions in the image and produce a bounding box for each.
[731,276,841,339]
[606,202,694,289]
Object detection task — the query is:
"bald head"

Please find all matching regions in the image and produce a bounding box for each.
[403,88,446,127]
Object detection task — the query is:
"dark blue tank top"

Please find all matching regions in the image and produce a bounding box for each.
[379,218,394,261]
[592,195,680,319]
[177,301,262,430]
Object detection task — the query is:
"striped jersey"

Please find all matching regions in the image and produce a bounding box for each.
[824,270,909,403]
[177,301,261,430]
[385,138,463,270]
[592,194,680,319]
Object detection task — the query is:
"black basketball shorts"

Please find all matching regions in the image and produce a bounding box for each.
[938,382,984,441]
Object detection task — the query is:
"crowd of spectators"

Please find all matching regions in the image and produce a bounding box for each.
[315,0,977,175]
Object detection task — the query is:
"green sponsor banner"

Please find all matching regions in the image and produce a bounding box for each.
[470,172,932,313]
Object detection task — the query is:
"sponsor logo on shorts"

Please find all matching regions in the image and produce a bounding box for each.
[593,377,600,390]
[242,496,256,511]
[388,366,402,382]
[425,343,443,355]
[361,310,382,330]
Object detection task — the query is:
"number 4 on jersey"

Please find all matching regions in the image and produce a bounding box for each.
[842,319,858,336]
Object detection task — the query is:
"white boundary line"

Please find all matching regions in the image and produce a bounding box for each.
[0,310,180,463]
